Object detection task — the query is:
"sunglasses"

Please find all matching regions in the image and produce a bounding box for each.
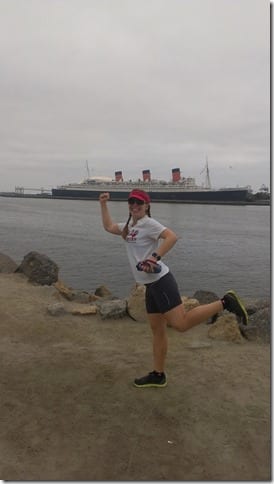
[128,197,145,205]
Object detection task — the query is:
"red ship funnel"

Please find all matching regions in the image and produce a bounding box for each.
[115,171,123,182]
[172,168,181,182]
[142,169,151,182]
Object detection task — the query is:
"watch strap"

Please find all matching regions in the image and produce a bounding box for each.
[152,252,161,261]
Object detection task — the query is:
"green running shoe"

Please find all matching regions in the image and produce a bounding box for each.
[134,371,167,388]
[222,290,248,325]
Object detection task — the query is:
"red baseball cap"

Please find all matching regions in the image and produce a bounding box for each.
[128,189,151,203]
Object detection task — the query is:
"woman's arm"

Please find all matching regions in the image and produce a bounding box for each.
[141,227,178,272]
[154,228,178,258]
[99,192,123,235]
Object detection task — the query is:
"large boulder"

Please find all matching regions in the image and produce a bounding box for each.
[97,299,127,320]
[208,312,243,343]
[244,297,271,315]
[182,296,200,311]
[16,251,59,285]
[0,253,18,273]
[127,284,147,323]
[239,307,271,343]
[193,290,219,304]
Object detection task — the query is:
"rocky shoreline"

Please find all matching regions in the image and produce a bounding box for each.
[1,251,270,480]
[0,250,270,344]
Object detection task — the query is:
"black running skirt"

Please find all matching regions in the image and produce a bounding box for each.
[145,272,182,314]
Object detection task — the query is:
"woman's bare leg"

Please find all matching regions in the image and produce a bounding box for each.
[147,313,168,372]
[164,300,223,332]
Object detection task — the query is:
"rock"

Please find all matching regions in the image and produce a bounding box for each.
[208,312,243,343]
[193,290,219,304]
[0,253,18,273]
[127,285,147,322]
[89,294,101,302]
[71,291,91,304]
[54,279,75,300]
[244,298,271,315]
[94,285,113,298]
[182,296,200,311]
[47,303,66,316]
[47,301,97,316]
[70,304,97,315]
[16,251,59,285]
[54,280,92,303]
[98,299,127,320]
[239,307,271,343]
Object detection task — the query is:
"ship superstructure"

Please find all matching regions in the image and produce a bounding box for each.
[52,164,249,204]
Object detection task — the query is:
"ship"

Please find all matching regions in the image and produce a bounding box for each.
[51,163,250,204]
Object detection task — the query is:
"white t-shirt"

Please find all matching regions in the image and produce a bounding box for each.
[118,215,169,284]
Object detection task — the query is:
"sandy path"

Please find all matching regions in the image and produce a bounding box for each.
[0,273,270,480]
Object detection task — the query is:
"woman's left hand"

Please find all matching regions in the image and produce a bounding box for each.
[136,259,161,273]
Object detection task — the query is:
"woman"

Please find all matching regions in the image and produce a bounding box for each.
[99,189,248,388]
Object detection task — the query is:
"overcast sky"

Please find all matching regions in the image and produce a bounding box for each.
[0,0,270,192]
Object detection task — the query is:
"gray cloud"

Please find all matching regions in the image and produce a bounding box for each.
[0,0,270,191]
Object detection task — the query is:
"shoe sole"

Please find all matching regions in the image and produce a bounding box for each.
[133,381,167,388]
[226,290,248,325]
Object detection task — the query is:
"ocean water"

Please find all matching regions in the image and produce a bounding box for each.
[0,197,270,299]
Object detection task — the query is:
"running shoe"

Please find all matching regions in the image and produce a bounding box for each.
[134,371,167,388]
[221,290,248,325]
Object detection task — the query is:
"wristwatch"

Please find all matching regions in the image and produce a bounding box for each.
[152,252,161,261]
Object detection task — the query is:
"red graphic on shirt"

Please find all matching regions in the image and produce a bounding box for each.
[127,229,139,242]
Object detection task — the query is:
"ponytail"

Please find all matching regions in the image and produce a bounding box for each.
[122,213,132,240]
[121,204,151,240]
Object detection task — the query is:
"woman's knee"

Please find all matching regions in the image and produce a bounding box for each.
[164,304,187,332]
[148,314,166,333]
[167,319,187,332]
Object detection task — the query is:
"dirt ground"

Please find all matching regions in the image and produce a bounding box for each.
[0,273,271,481]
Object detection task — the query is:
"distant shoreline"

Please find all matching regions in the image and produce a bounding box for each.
[0,192,270,206]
